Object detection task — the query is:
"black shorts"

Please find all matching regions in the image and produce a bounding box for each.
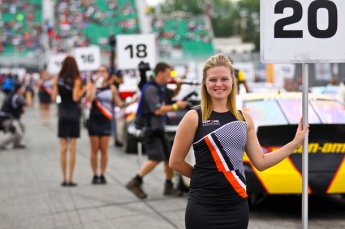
[87,115,112,136]
[144,133,171,161]
[185,199,249,229]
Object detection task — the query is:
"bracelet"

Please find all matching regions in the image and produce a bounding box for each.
[172,103,178,111]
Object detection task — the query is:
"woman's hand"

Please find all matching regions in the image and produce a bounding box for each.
[292,118,310,146]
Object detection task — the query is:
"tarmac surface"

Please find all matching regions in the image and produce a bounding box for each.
[0,93,345,229]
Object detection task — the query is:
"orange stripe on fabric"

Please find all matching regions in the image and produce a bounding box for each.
[204,136,247,198]
[95,100,113,120]
[43,86,52,96]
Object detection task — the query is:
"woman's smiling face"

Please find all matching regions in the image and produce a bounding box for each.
[96,66,109,80]
[205,66,233,100]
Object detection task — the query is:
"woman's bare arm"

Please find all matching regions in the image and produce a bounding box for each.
[169,110,198,178]
[51,76,58,102]
[73,78,86,102]
[244,111,309,171]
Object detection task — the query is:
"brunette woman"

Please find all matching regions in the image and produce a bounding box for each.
[86,65,131,184]
[52,56,86,187]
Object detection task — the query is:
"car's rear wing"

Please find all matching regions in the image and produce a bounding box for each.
[257,124,345,147]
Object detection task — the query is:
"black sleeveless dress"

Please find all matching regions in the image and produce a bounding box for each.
[88,85,113,136]
[185,109,249,229]
[38,79,53,104]
[57,78,81,138]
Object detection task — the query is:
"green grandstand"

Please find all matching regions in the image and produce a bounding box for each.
[0,0,43,56]
[54,0,140,51]
[151,15,215,58]
[0,0,214,60]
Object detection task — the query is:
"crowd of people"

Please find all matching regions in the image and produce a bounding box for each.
[0,1,44,54]
[152,16,213,58]
[53,0,139,53]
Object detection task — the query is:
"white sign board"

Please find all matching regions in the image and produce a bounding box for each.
[274,64,296,88]
[0,68,11,74]
[116,34,156,70]
[72,46,101,71]
[11,68,27,80]
[315,63,332,80]
[261,0,345,63]
[274,64,295,79]
[47,53,67,75]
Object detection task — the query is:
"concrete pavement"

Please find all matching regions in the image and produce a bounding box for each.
[0,98,186,229]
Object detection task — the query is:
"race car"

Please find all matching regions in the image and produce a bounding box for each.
[309,85,340,101]
[177,93,345,203]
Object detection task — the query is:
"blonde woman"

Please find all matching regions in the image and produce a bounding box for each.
[169,54,309,229]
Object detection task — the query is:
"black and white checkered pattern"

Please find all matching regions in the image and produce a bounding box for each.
[214,121,248,176]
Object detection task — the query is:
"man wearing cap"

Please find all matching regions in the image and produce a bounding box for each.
[0,83,32,150]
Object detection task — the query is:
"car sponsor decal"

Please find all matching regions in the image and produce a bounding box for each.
[243,154,312,194]
[202,120,220,127]
[244,142,345,194]
[293,143,345,154]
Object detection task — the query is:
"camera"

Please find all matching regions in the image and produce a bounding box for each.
[138,61,151,72]
[108,34,116,47]
[138,62,151,90]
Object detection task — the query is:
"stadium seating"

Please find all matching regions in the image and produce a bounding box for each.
[54,0,140,52]
[0,1,43,56]
[152,15,214,58]
[0,1,214,60]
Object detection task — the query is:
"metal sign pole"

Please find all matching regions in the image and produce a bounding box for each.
[302,63,309,229]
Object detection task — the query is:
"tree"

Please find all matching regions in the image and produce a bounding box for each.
[155,0,260,50]
[236,0,260,50]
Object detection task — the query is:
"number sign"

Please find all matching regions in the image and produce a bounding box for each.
[72,46,101,71]
[261,0,345,63]
[116,34,156,70]
[47,53,67,75]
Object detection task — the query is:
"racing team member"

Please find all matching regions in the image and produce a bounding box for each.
[126,62,188,199]
[234,68,250,94]
[109,66,123,89]
[228,58,250,94]
[0,83,32,149]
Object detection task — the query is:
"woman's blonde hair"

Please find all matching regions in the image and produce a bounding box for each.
[200,53,243,121]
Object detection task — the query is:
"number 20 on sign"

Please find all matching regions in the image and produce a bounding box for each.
[261,0,345,63]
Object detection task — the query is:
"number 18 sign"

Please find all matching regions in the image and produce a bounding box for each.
[116,34,156,70]
[261,0,345,63]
